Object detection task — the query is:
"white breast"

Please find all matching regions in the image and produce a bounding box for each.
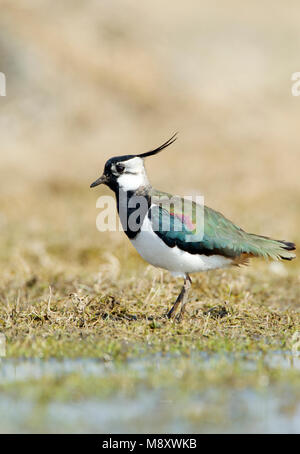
[131,215,233,277]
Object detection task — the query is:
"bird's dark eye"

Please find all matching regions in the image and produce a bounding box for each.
[116,163,125,174]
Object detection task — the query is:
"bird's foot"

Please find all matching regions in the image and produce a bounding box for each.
[165,274,191,321]
[175,305,186,322]
[165,304,179,319]
[165,304,186,321]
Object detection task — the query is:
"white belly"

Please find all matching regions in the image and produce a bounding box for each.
[131,215,232,277]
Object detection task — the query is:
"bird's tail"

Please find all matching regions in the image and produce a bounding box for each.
[246,233,296,261]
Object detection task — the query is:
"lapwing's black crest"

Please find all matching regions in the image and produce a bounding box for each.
[136,132,178,158]
[104,132,178,169]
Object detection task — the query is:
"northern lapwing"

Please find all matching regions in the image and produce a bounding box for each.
[90,134,296,320]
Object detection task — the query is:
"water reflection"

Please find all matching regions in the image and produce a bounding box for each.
[0,351,299,433]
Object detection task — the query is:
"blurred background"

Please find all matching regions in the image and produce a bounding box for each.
[1,0,300,255]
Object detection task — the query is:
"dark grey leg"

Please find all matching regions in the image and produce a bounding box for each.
[166,274,192,320]
[177,274,192,321]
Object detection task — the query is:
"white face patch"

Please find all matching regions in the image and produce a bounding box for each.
[116,157,149,191]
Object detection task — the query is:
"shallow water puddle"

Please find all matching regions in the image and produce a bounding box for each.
[0,351,299,433]
[0,358,110,384]
[1,351,299,383]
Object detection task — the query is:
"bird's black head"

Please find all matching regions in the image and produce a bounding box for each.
[90,133,177,192]
[90,154,135,191]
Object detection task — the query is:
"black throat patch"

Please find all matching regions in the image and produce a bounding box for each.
[115,186,152,239]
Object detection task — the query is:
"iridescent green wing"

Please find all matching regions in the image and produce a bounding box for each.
[149,191,245,257]
[149,189,294,259]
